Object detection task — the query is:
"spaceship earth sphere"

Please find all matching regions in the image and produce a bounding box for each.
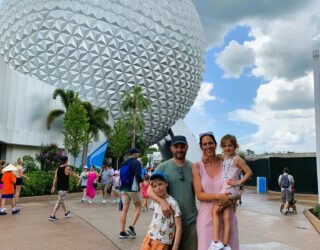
[0,0,205,145]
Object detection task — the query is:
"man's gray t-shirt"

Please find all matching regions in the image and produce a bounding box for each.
[156,159,198,226]
[101,169,112,185]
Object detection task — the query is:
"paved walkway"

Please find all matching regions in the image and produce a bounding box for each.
[0,188,319,250]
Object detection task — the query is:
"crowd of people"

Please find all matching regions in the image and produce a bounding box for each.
[1,132,298,250]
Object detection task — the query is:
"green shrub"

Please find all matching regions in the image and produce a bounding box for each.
[22,155,39,172]
[313,203,320,218]
[20,171,81,197]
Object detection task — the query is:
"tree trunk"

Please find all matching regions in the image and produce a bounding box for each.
[131,108,136,148]
[81,134,89,166]
[116,157,119,170]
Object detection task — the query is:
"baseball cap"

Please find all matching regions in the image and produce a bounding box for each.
[150,171,168,183]
[171,135,187,145]
[82,165,88,169]
[128,148,140,154]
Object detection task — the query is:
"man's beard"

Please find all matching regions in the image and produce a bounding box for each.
[174,152,186,160]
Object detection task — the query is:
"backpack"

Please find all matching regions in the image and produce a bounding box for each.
[280,174,290,188]
[120,160,134,187]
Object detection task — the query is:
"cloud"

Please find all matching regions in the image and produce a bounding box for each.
[215,40,254,78]
[191,82,217,112]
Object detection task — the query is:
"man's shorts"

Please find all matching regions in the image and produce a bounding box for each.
[56,190,68,206]
[1,193,14,199]
[121,191,141,204]
[281,189,293,203]
[141,235,169,250]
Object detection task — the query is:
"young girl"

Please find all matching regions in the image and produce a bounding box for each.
[112,170,120,204]
[14,158,29,207]
[140,174,150,212]
[209,134,252,250]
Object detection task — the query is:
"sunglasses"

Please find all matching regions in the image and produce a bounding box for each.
[199,132,214,138]
[177,167,184,181]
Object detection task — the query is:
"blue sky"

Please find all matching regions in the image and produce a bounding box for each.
[0,0,318,154]
[186,0,319,154]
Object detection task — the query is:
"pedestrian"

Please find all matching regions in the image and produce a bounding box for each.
[147,135,198,250]
[0,160,6,201]
[118,148,143,239]
[208,134,252,250]
[112,170,120,204]
[193,132,240,250]
[140,174,150,212]
[107,164,114,196]
[278,167,294,215]
[87,165,98,204]
[0,164,20,215]
[48,156,80,221]
[78,165,88,202]
[141,171,182,250]
[99,163,113,204]
[14,158,29,207]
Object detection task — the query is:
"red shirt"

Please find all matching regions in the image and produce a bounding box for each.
[1,171,16,195]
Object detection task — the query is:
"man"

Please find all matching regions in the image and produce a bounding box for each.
[49,156,80,221]
[99,163,113,203]
[278,167,295,215]
[148,135,198,250]
[119,148,143,239]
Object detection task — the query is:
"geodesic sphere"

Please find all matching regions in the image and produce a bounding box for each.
[0,0,204,145]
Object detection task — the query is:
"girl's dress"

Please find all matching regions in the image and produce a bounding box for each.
[86,172,97,199]
[140,182,149,198]
[221,155,242,197]
[196,160,239,250]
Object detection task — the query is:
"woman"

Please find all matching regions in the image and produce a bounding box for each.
[192,132,239,250]
[14,158,29,206]
[86,165,98,204]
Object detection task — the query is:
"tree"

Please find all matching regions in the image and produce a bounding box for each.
[81,102,111,166]
[108,118,131,169]
[35,144,65,171]
[46,88,77,130]
[63,98,89,167]
[121,85,150,148]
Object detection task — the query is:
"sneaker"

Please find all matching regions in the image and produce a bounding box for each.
[88,200,92,204]
[284,208,288,215]
[112,200,118,204]
[0,211,7,216]
[65,210,71,218]
[208,240,224,250]
[127,225,136,238]
[102,200,106,204]
[118,231,130,239]
[12,209,20,215]
[48,215,58,221]
[223,245,231,250]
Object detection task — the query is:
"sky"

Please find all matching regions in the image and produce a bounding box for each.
[0,0,319,154]
[186,0,319,154]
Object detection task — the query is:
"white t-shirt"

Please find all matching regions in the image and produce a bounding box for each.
[147,195,181,244]
[278,173,294,192]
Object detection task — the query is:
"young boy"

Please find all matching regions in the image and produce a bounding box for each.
[0,164,20,215]
[141,171,182,250]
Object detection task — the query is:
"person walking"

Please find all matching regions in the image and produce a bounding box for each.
[147,135,198,250]
[118,148,143,239]
[87,165,98,204]
[99,163,113,204]
[278,167,294,215]
[48,156,80,221]
[14,158,29,207]
[78,165,88,202]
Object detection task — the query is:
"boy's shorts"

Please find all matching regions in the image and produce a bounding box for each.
[121,191,141,204]
[81,185,87,189]
[141,235,169,250]
[1,193,14,199]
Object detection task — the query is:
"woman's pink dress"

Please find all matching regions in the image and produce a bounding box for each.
[86,172,97,199]
[196,160,239,250]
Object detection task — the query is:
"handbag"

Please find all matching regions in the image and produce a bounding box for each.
[131,176,139,192]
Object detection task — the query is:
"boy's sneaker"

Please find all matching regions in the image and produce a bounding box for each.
[0,211,7,216]
[65,210,71,218]
[118,231,130,239]
[127,225,136,238]
[208,240,224,250]
[101,200,106,204]
[284,208,288,215]
[223,245,231,250]
[12,209,20,215]
[48,215,58,221]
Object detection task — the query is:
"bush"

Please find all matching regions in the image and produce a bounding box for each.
[313,203,320,218]
[20,170,81,197]
[22,155,39,172]
[36,144,65,171]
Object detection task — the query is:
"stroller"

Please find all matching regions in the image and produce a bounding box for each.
[280,190,297,214]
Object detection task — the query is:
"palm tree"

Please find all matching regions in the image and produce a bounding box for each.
[81,101,111,166]
[121,85,150,148]
[46,88,77,129]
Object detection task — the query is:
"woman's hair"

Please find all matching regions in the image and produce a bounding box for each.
[0,160,6,167]
[220,134,238,148]
[17,158,23,165]
[199,132,217,149]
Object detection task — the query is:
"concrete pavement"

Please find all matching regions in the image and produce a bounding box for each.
[0,188,319,250]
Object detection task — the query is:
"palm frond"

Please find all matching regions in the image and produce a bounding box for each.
[46,109,65,129]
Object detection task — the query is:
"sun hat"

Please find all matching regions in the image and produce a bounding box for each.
[2,164,18,172]
[114,170,119,175]
[171,135,188,145]
[83,165,88,169]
